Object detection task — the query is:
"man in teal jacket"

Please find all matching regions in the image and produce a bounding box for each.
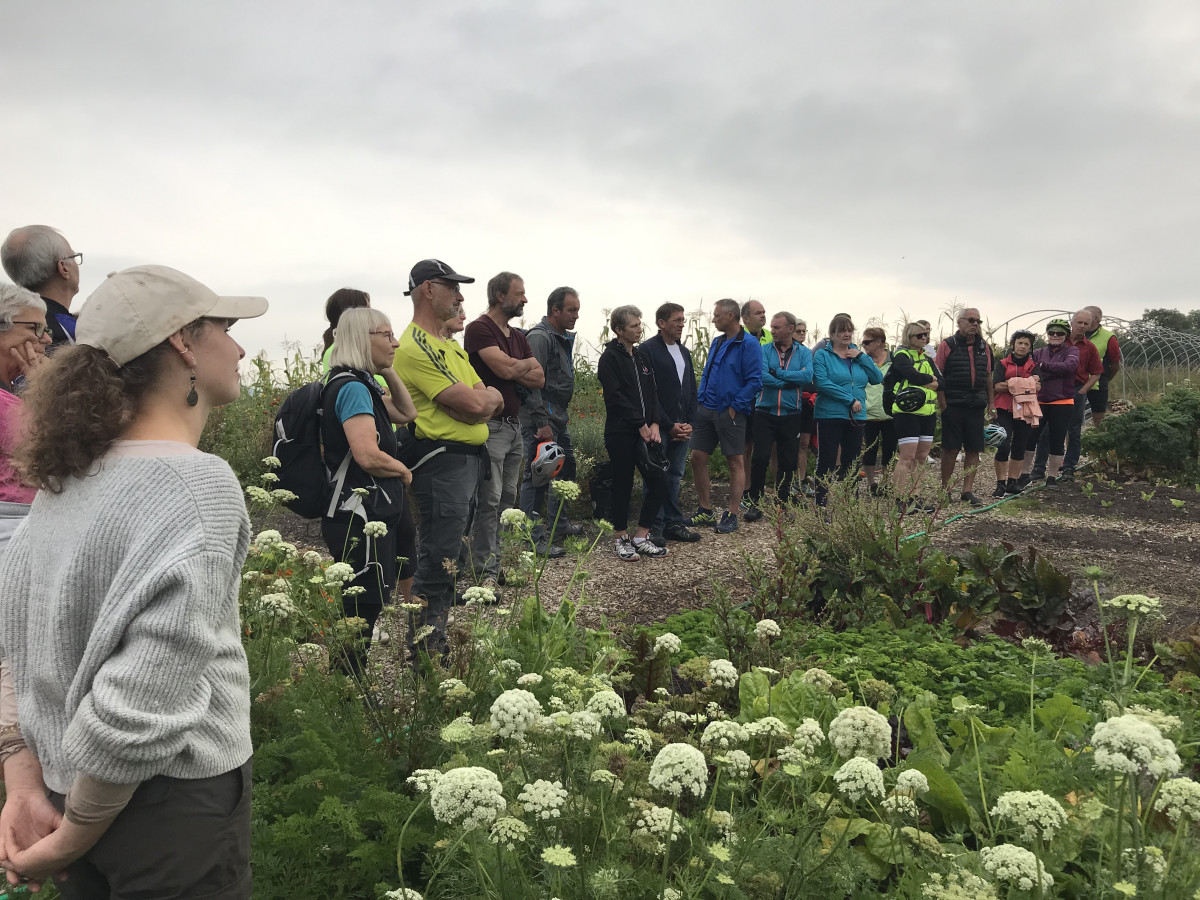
[687,298,763,534]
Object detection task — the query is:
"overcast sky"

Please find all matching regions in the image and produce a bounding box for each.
[4,1,1199,361]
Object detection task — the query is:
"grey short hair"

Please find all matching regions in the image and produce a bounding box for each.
[771,311,797,328]
[1,226,72,291]
[795,318,808,329]
[328,307,392,373]
[713,298,740,321]
[610,305,642,332]
[0,283,45,331]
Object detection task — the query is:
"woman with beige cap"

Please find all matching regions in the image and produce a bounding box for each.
[0,265,266,898]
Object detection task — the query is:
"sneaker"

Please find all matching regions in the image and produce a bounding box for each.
[1057,471,1075,483]
[633,537,668,558]
[662,524,702,543]
[613,536,639,561]
[688,507,717,527]
[715,511,739,534]
[535,541,567,559]
[646,531,667,548]
[868,483,885,498]
[1005,479,1023,495]
[992,483,1007,499]
[553,521,584,537]
[743,506,764,523]
[1030,469,1045,482]
[739,497,752,512]
[1016,474,1033,489]
[960,492,983,508]
[1044,476,1059,487]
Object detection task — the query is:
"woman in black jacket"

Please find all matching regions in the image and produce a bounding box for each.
[597,306,669,562]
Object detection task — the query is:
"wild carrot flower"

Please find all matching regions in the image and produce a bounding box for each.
[653,633,681,658]
[430,766,505,831]
[895,769,929,798]
[828,705,892,760]
[586,689,626,720]
[921,868,997,900]
[462,585,496,606]
[745,717,789,741]
[499,508,529,528]
[802,667,835,689]
[550,480,581,501]
[708,658,739,688]
[834,757,885,802]
[1091,714,1181,778]
[516,673,542,686]
[1155,777,1200,825]
[517,779,568,819]
[716,749,752,779]
[633,804,685,851]
[488,816,529,850]
[324,562,355,583]
[649,743,708,798]
[1102,593,1164,619]
[490,689,543,740]
[979,844,1053,892]
[701,720,749,750]
[990,790,1067,842]
[540,845,577,867]
[793,718,826,755]
[755,618,781,641]
[363,520,388,538]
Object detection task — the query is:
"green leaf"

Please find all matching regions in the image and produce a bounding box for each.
[863,821,906,866]
[905,751,973,833]
[903,705,949,766]
[737,670,772,721]
[1034,694,1091,740]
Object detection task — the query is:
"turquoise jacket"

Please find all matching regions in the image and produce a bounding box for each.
[812,344,884,422]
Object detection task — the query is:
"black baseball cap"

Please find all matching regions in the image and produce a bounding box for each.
[403,259,475,296]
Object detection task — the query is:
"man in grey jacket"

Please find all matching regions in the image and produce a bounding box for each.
[518,287,582,551]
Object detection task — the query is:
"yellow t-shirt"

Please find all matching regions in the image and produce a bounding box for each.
[393,321,488,445]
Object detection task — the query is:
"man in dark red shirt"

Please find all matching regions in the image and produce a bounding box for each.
[1031,309,1103,481]
[463,272,546,586]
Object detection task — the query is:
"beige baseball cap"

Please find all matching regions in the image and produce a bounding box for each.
[77,265,268,366]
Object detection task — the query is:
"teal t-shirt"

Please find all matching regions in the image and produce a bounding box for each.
[321,344,388,390]
[333,381,375,423]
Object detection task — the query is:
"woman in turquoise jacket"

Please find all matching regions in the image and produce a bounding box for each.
[811,313,883,506]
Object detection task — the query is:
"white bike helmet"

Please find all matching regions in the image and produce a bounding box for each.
[984,423,1008,448]
[530,441,565,487]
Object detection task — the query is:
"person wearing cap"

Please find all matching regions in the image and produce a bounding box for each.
[934,307,994,507]
[992,329,1040,496]
[518,286,582,551]
[1029,310,1102,482]
[1084,304,1121,425]
[0,265,266,897]
[1022,318,1080,486]
[462,273,545,588]
[393,260,502,644]
[1,226,83,350]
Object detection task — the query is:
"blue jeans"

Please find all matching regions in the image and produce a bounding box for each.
[518,417,576,540]
[642,438,689,531]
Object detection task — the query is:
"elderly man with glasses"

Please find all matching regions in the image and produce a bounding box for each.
[934,308,994,506]
[1,225,83,349]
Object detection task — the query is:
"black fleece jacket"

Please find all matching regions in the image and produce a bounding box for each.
[597,338,661,435]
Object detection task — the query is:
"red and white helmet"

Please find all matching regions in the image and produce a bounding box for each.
[530,441,565,487]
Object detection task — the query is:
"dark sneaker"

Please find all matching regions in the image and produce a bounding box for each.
[1057,471,1075,483]
[688,507,717,527]
[960,492,983,508]
[646,531,667,548]
[536,541,567,559]
[554,521,585,537]
[992,483,1008,499]
[1005,479,1023,495]
[868,483,885,498]
[1030,470,1045,482]
[613,537,639,561]
[1016,474,1033,489]
[715,511,739,534]
[633,537,668,558]
[662,524,702,543]
[739,497,752,512]
[1044,476,1059,487]
[743,506,764,522]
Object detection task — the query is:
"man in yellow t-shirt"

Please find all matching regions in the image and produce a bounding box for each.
[393,259,503,641]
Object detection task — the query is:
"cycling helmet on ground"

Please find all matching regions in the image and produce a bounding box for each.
[983,423,1008,448]
[1009,329,1037,349]
[893,386,927,414]
[530,441,565,487]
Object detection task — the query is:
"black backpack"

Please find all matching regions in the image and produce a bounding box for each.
[589,459,614,521]
[271,372,354,519]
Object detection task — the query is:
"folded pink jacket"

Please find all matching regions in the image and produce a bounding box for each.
[1009,376,1042,426]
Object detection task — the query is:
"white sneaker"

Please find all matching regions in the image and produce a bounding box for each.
[633,537,668,558]
[614,536,640,562]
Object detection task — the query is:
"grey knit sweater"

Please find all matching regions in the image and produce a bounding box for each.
[0,451,252,795]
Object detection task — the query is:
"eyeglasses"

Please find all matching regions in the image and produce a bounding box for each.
[433,279,463,294]
[1047,330,1068,338]
[963,317,981,325]
[59,252,83,266]
[914,332,929,339]
[369,330,396,340]
[860,339,876,345]
[11,321,49,338]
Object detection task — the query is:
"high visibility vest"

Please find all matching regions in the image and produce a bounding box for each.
[1088,325,1115,366]
[894,348,938,415]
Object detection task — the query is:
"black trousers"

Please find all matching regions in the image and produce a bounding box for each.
[814,418,864,506]
[862,419,897,469]
[747,411,804,504]
[994,408,1032,463]
[604,431,668,532]
[1028,403,1073,456]
[322,509,402,669]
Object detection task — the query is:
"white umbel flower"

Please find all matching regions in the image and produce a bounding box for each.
[517,779,568,820]
[980,844,1054,892]
[384,889,423,900]
[363,520,388,538]
[802,667,835,689]
[717,749,752,779]
[921,869,997,900]
[488,816,530,849]
[895,769,929,798]
[745,716,790,741]
[429,766,506,831]
[1102,593,1164,619]
[991,790,1067,842]
[828,705,892,760]
[1091,714,1181,778]
[586,690,627,720]
[406,769,443,794]
[755,618,781,641]
[793,719,826,755]
[499,508,529,528]
[701,720,749,750]
[881,794,918,817]
[324,561,355,583]
[834,757,884,802]
[1155,777,1200,825]
[633,804,685,848]
[255,529,283,547]
[708,658,739,689]
[653,633,681,658]
[516,673,543,686]
[490,689,543,740]
[649,743,709,798]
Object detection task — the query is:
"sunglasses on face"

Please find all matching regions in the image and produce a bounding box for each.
[914,332,929,339]
[1047,330,1068,338]
[963,317,982,325]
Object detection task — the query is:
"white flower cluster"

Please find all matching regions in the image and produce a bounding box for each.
[516,673,542,686]
[488,816,530,849]
[563,710,602,740]
[659,710,700,728]
[979,844,1054,892]
[717,749,752,778]
[245,486,273,505]
[653,633,681,658]
[1128,704,1182,737]
[490,689,543,739]
[406,769,443,794]
[517,779,568,820]
[302,550,325,566]
[633,804,685,849]
[701,720,749,750]
[497,658,522,675]
[990,790,1067,842]
[256,529,283,547]
[649,743,708,798]
[1101,593,1164,618]
[363,520,388,538]
[1155,777,1200,825]
[499,508,529,528]
[440,716,475,744]
[324,562,356,584]
[550,480,581,501]
[708,658,739,689]
[921,869,997,900]
[828,705,892,760]
[834,757,885,802]
[794,719,826,756]
[881,794,918,818]
[802,667,835,689]
[626,727,657,752]
[384,889,423,900]
[755,618,781,641]
[462,585,497,606]
[745,716,790,741]
[586,690,626,720]
[895,769,929,798]
[257,592,296,620]
[1091,714,1181,778]
[429,766,506,831]
[1122,846,1165,888]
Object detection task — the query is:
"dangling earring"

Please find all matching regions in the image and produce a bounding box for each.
[186,370,198,407]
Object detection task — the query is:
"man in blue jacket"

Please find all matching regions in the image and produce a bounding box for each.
[687,298,763,534]
[640,303,702,545]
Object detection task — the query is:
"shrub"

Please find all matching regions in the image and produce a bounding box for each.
[1083,381,1200,478]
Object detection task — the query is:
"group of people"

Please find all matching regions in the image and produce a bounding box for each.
[0,221,1124,897]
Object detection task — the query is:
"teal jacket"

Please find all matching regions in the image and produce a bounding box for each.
[812,344,884,422]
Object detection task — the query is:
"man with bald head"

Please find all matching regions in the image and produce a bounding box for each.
[934,307,994,506]
[1,225,82,348]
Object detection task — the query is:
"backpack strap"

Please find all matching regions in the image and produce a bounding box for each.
[319,370,363,519]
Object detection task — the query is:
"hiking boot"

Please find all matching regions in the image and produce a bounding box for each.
[662,524,701,543]
[613,536,639,561]
[992,483,1008,499]
[960,492,983,508]
[688,507,717,527]
[633,537,668,558]
[715,511,739,534]
[743,506,764,523]
[646,531,667,548]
